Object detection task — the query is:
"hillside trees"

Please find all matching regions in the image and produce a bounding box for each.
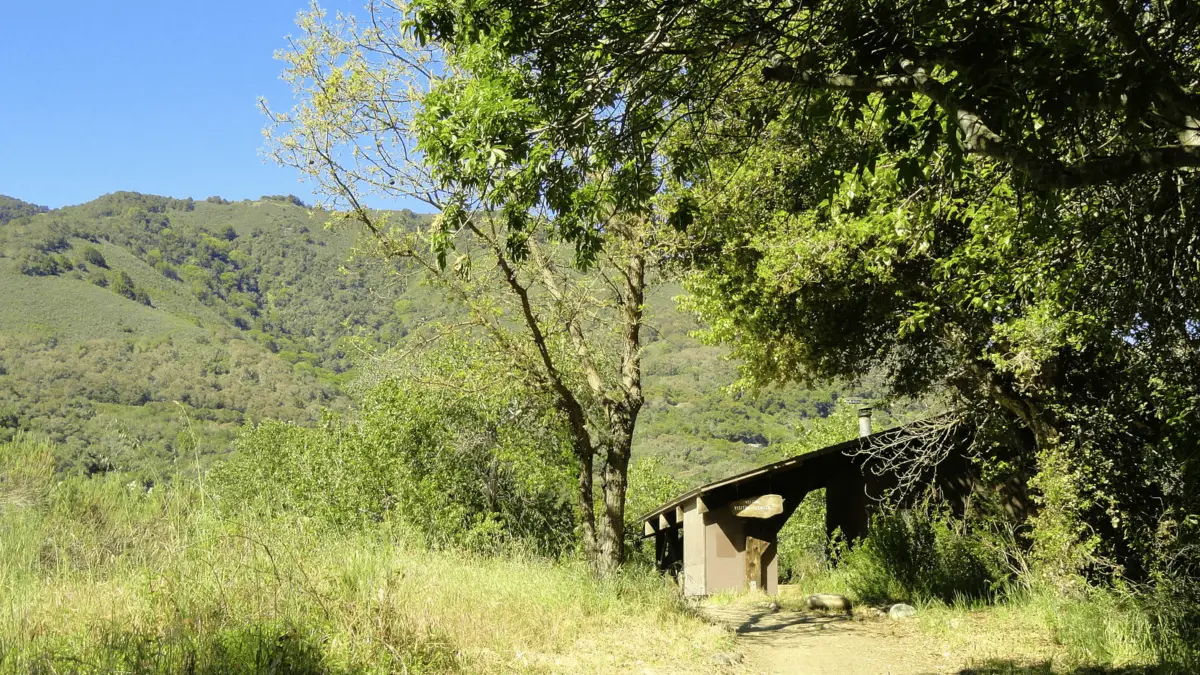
[219,336,577,552]
[264,5,675,570]
[0,196,48,225]
[393,0,1200,582]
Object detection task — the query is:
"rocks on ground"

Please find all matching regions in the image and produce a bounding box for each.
[888,603,918,619]
[805,593,853,613]
[712,651,744,666]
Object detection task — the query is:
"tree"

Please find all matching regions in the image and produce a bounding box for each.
[263,3,670,570]
[396,0,1200,579]
[80,246,107,268]
[111,270,136,301]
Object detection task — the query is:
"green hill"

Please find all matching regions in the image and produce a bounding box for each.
[0,191,893,485]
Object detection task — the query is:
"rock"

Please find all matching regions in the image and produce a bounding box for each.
[712,651,744,666]
[767,601,781,612]
[805,593,852,613]
[888,603,918,619]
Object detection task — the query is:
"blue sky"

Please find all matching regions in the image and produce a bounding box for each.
[1,1,422,210]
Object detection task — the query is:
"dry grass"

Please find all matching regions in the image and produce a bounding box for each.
[0,437,730,674]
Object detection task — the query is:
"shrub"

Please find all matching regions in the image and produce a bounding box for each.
[838,507,1006,605]
[212,339,577,555]
[80,246,107,268]
[776,488,827,582]
[622,456,686,566]
[111,270,136,300]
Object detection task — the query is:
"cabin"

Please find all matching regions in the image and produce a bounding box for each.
[639,408,993,596]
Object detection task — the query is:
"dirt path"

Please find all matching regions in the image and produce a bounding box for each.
[703,602,964,675]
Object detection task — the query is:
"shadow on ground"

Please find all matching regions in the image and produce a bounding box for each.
[727,609,850,634]
[954,660,1174,675]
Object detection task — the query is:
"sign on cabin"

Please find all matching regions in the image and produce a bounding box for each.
[730,494,784,518]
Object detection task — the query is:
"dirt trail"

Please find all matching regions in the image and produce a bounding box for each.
[703,603,963,675]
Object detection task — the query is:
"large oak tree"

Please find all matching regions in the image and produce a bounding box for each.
[402,0,1200,582]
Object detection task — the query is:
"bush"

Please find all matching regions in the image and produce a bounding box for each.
[622,456,685,566]
[111,270,136,300]
[80,246,107,268]
[776,488,827,582]
[212,339,577,555]
[1147,561,1200,670]
[837,507,1006,605]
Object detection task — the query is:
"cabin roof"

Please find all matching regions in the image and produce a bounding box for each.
[638,432,872,526]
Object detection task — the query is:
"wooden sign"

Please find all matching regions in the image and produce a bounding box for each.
[731,494,784,519]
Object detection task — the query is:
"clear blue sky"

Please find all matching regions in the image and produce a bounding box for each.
[1,1,420,210]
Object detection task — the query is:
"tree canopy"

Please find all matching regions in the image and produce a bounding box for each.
[391,0,1200,580]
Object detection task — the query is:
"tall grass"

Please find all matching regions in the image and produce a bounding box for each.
[773,502,1188,672]
[0,435,728,674]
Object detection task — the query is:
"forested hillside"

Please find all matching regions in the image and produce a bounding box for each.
[0,191,883,483]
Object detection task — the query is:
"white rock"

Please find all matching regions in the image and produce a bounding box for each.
[888,603,917,619]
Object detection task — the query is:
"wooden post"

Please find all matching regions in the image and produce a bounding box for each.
[744,536,769,593]
[682,498,707,596]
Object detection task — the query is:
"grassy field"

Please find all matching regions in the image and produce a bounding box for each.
[0,434,730,674]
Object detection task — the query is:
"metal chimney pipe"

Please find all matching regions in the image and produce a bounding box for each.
[858,406,873,438]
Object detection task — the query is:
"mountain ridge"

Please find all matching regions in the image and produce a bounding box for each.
[0,191,886,484]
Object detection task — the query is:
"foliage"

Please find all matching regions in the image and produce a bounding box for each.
[776,491,828,584]
[264,4,680,568]
[214,338,576,554]
[0,331,339,478]
[0,195,47,225]
[622,456,686,566]
[0,437,730,674]
[0,192,419,474]
[770,408,863,582]
[80,245,107,268]
[0,189,883,484]
[398,0,1200,591]
[835,508,1004,605]
[773,410,1007,601]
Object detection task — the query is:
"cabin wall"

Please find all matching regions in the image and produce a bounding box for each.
[704,506,745,595]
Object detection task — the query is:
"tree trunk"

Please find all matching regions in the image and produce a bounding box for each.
[576,446,598,561]
[597,442,630,573]
[967,360,1090,578]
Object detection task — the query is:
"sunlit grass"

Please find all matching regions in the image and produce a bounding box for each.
[0,436,729,674]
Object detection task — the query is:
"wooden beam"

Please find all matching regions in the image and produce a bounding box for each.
[644,520,655,537]
[659,513,671,531]
[696,496,709,514]
[675,505,684,523]
[731,494,785,519]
